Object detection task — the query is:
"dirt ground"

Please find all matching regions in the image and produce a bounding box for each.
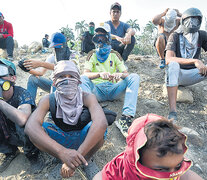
[0,51,206,180]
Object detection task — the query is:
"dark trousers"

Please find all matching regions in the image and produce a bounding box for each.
[81,41,95,54]
[0,122,38,158]
[0,36,14,57]
[111,36,135,61]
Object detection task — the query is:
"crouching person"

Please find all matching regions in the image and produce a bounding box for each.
[94,114,203,180]
[0,59,42,173]
[25,60,108,179]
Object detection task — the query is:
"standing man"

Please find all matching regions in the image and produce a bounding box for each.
[25,60,108,179]
[0,12,14,61]
[0,59,41,173]
[152,8,182,69]
[80,23,139,138]
[106,2,136,61]
[165,8,207,121]
[42,34,50,48]
[81,22,96,54]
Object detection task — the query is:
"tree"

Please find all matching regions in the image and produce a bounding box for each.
[126,19,140,32]
[132,21,157,55]
[59,25,75,40]
[75,20,88,38]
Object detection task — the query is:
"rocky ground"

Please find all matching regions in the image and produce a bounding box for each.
[0,48,206,180]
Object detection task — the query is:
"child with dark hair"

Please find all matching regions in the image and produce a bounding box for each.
[94,114,203,180]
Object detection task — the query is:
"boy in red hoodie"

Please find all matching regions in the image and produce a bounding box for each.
[94,114,203,180]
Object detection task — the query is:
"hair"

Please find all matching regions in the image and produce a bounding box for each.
[45,34,49,38]
[139,119,184,158]
[89,22,95,26]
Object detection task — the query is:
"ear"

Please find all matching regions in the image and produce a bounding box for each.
[10,75,16,82]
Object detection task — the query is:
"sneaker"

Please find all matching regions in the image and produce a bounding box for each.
[159,59,165,69]
[115,115,132,138]
[168,111,178,122]
[82,159,100,180]
[27,152,45,174]
[0,150,20,173]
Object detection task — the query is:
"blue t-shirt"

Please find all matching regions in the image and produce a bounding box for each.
[106,20,130,45]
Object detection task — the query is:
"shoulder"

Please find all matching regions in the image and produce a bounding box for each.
[37,95,50,109]
[86,49,96,61]
[110,49,123,61]
[198,30,207,37]
[83,92,97,106]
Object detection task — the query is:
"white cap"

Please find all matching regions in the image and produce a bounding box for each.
[95,23,111,33]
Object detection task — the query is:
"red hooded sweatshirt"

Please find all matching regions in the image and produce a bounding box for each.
[0,17,14,38]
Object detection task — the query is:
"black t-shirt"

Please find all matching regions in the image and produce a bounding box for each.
[6,86,35,128]
[166,30,207,69]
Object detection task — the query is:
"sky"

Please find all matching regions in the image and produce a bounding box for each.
[1,0,207,46]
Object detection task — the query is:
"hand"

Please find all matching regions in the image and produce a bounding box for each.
[110,73,123,83]
[61,163,75,178]
[195,60,207,76]
[164,8,169,15]
[99,72,110,80]
[123,33,131,45]
[60,149,87,170]
[0,86,3,100]
[18,59,30,72]
[23,59,41,70]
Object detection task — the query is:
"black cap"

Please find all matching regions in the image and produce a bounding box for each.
[110,2,121,11]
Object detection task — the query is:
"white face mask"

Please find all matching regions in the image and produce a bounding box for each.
[164,9,177,33]
[183,17,200,29]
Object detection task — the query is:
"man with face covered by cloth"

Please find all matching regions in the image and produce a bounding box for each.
[152,8,182,69]
[93,114,203,180]
[25,60,108,179]
[165,8,207,121]
[80,23,139,138]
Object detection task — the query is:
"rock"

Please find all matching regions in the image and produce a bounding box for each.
[14,39,18,48]
[180,127,204,147]
[163,85,194,103]
[28,41,42,53]
[144,99,162,109]
[0,48,7,58]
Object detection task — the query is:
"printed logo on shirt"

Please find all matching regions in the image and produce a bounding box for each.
[110,60,113,67]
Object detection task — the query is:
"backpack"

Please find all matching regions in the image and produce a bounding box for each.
[49,93,117,131]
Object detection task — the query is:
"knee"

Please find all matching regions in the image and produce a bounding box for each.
[131,36,136,45]
[168,61,180,72]
[80,75,90,83]
[28,75,38,84]
[6,36,14,42]
[156,35,166,46]
[127,73,140,83]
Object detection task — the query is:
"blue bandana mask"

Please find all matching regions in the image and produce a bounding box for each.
[96,43,111,63]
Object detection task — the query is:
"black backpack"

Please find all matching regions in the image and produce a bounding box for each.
[49,93,117,131]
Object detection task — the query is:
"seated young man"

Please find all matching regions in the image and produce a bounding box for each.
[18,32,71,101]
[25,60,108,179]
[80,23,139,138]
[0,59,42,173]
[165,8,207,121]
[94,114,203,180]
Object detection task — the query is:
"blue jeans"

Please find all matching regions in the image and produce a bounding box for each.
[42,122,107,149]
[166,61,207,87]
[27,75,53,100]
[0,36,14,57]
[80,74,140,117]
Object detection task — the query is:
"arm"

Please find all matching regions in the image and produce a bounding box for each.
[77,92,108,157]
[152,8,169,25]
[0,100,32,127]
[166,50,207,75]
[180,170,203,180]
[174,9,182,17]
[84,69,112,80]
[25,96,87,170]
[24,59,55,70]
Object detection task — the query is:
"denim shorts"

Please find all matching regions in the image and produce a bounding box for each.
[42,122,107,150]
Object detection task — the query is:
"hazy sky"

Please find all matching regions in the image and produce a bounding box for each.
[1,0,207,46]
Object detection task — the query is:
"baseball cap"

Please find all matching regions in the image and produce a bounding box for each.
[95,23,111,33]
[0,58,16,76]
[49,32,66,48]
[110,2,121,11]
